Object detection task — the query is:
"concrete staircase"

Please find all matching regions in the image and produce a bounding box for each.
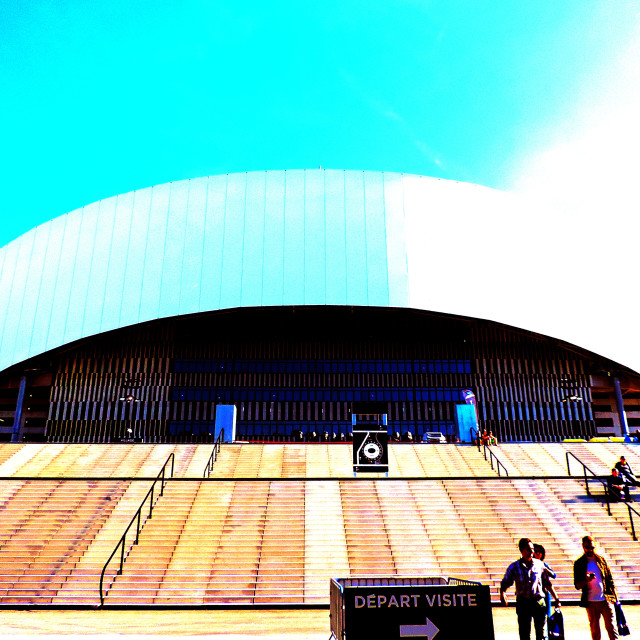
[1,442,639,606]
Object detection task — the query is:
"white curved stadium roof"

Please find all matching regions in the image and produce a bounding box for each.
[0,170,635,373]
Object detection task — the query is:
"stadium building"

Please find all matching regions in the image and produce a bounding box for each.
[1,170,639,445]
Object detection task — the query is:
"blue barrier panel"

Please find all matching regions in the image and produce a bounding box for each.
[215,405,236,442]
[455,404,478,443]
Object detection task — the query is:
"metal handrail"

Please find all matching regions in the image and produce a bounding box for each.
[482,443,509,477]
[99,453,175,606]
[203,428,225,478]
[565,451,607,495]
[566,451,612,515]
[624,501,639,541]
[470,427,480,450]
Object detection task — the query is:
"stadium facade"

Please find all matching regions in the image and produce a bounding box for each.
[1,170,639,444]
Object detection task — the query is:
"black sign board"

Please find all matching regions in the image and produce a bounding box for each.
[352,430,389,473]
[340,583,494,640]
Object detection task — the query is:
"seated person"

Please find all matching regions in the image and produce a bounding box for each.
[480,430,490,446]
[615,455,639,486]
[488,431,498,446]
[404,431,414,442]
[608,467,628,501]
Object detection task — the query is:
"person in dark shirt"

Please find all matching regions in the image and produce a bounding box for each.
[608,468,627,502]
[500,538,555,640]
[614,456,639,486]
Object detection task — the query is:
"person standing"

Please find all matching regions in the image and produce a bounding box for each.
[574,536,619,640]
[533,544,561,615]
[500,538,554,640]
[534,543,561,640]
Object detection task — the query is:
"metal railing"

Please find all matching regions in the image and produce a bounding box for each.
[203,428,224,478]
[567,452,640,539]
[565,452,640,538]
[470,427,479,449]
[481,443,509,477]
[565,451,610,514]
[624,501,639,541]
[99,453,175,606]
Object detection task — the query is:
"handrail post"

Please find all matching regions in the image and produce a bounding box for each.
[149,484,154,518]
[203,428,225,477]
[160,467,165,496]
[119,540,125,574]
[135,510,141,544]
[628,504,637,541]
[566,452,571,476]
[584,469,590,496]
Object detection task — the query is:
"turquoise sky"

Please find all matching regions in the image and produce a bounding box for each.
[1,1,638,247]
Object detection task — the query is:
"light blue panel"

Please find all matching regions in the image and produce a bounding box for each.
[28,216,66,359]
[384,173,410,308]
[344,171,368,305]
[241,171,267,307]
[63,202,99,344]
[0,245,10,330]
[81,197,117,337]
[455,404,478,443]
[0,236,22,360]
[219,173,246,309]
[261,171,286,306]
[304,170,326,305]
[158,181,189,320]
[45,209,83,351]
[139,183,171,322]
[16,225,51,362]
[119,187,152,326]
[363,172,389,306]
[199,174,227,312]
[282,170,305,305]
[324,170,348,305]
[101,192,135,333]
[0,232,35,365]
[179,178,208,315]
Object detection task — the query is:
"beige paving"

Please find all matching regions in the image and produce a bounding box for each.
[1,606,640,639]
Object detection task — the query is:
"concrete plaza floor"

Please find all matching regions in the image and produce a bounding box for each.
[0,605,639,639]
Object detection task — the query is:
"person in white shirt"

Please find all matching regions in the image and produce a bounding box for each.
[574,536,619,640]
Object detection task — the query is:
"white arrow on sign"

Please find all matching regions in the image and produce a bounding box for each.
[399,617,440,639]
